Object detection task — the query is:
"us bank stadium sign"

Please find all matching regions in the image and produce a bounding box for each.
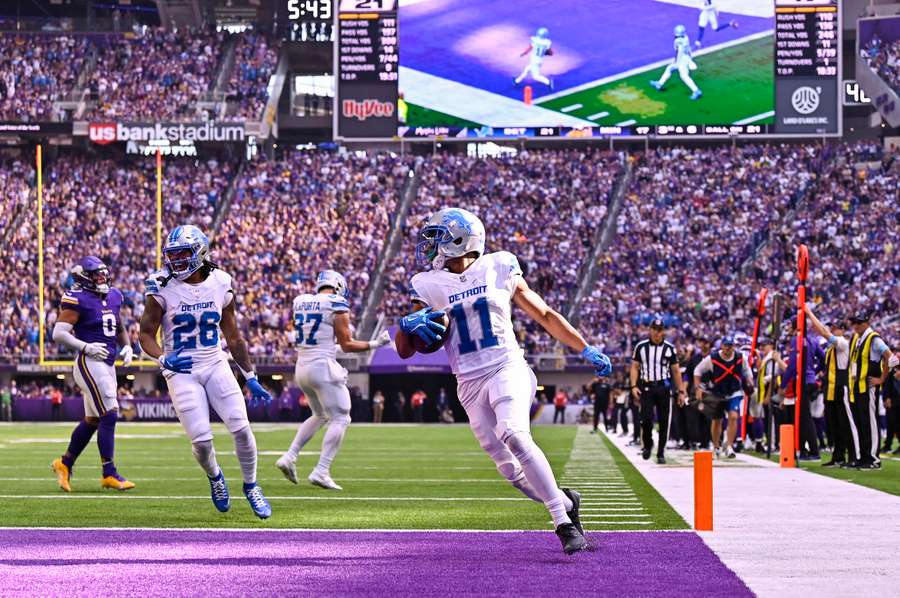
[83,121,246,144]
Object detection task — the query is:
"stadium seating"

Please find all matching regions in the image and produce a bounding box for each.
[225,31,281,121]
[580,143,824,354]
[1,143,896,364]
[0,34,90,121]
[215,151,414,359]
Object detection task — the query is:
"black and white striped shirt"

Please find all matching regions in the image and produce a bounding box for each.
[632,339,678,383]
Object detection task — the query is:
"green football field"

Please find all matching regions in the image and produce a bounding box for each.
[538,35,774,126]
[0,423,686,530]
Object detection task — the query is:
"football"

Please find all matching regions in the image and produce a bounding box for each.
[412,311,452,354]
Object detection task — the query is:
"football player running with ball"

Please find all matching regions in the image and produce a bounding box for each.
[51,256,135,492]
[396,208,612,555]
[514,27,554,89]
[275,270,392,490]
[139,225,273,519]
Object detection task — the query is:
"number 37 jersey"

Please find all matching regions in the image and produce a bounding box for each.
[410,251,525,382]
[292,292,349,362]
[144,268,233,370]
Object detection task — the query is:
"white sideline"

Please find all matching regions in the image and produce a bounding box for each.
[602,428,900,598]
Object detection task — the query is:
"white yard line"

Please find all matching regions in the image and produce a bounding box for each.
[603,428,900,597]
[587,111,609,121]
[734,110,775,125]
[536,30,774,104]
[560,103,583,113]
[400,66,596,128]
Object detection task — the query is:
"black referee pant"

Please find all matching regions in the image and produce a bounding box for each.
[639,382,672,457]
[593,396,609,431]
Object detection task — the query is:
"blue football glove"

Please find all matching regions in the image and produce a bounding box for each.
[246,377,272,407]
[399,307,447,347]
[160,347,192,374]
[582,346,612,377]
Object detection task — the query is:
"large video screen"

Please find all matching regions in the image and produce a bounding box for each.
[399,0,775,132]
[334,0,840,139]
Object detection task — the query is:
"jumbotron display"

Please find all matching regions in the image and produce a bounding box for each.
[335,0,841,139]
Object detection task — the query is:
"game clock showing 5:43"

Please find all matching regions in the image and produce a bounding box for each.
[287,0,333,21]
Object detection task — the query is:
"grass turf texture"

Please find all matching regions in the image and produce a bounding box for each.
[0,423,685,530]
[749,450,900,498]
[405,102,483,129]
[538,36,774,126]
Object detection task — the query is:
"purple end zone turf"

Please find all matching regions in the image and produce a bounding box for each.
[0,529,752,597]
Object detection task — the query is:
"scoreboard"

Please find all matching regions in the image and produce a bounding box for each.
[773,0,840,134]
[332,0,842,140]
[335,0,398,139]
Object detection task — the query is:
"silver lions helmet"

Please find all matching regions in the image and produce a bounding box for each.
[316,270,348,297]
[415,207,486,269]
[163,225,210,280]
[674,24,686,37]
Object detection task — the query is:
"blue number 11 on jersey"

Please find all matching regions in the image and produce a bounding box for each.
[450,297,499,355]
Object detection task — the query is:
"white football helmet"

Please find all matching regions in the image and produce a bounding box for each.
[415,208,486,269]
[163,225,210,280]
[316,270,348,297]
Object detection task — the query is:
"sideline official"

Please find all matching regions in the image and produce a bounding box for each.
[630,319,686,464]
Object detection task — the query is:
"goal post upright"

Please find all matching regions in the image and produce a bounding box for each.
[35,148,163,370]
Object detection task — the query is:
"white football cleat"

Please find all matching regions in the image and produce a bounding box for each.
[308,470,343,491]
[275,455,298,484]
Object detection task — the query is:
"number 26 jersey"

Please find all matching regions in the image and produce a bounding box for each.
[410,251,525,382]
[144,268,233,370]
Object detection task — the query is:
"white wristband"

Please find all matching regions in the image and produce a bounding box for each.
[237,364,256,381]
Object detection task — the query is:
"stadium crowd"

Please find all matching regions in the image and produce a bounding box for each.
[216,150,414,358]
[0,142,895,365]
[87,28,225,121]
[579,143,824,355]
[0,34,90,121]
[225,31,280,120]
[381,149,623,353]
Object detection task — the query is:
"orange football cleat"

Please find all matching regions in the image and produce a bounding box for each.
[51,458,72,492]
[101,475,136,491]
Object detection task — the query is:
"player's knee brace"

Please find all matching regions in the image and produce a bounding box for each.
[192,439,215,463]
[502,430,538,466]
[232,425,257,450]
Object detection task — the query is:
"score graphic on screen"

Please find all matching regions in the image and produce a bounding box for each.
[335,0,398,139]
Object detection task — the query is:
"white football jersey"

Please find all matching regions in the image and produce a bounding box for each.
[144,268,233,370]
[530,36,552,62]
[410,251,525,382]
[674,36,692,66]
[292,292,350,362]
[700,0,716,10]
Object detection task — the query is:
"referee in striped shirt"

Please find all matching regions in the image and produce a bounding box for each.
[630,318,687,464]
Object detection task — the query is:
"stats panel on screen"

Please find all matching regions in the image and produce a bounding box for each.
[334,0,841,139]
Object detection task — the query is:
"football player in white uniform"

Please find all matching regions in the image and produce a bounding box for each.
[275,270,391,490]
[651,25,702,100]
[514,27,554,89]
[696,0,738,49]
[396,208,612,555]
[139,225,274,519]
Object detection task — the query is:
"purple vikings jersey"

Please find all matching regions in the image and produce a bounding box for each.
[60,287,123,366]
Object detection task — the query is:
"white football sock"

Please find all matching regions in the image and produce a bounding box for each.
[191,440,219,478]
[316,415,350,472]
[232,426,258,485]
[504,430,572,526]
[286,415,324,461]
